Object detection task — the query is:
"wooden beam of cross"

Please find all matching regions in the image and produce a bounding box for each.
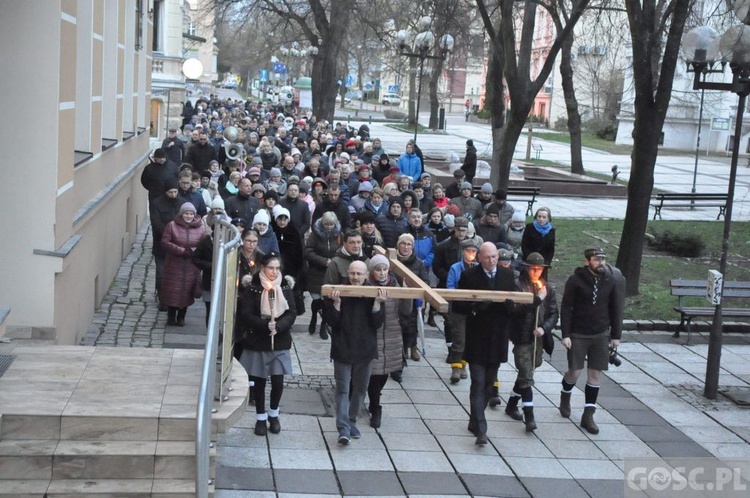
[321,246,534,306]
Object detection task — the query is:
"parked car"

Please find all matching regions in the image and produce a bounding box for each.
[344,90,363,104]
[221,81,238,89]
[381,93,402,105]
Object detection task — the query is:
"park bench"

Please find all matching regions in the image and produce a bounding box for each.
[474,185,541,216]
[651,193,728,220]
[670,279,750,343]
[531,142,543,160]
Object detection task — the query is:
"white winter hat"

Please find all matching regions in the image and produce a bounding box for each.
[253,210,270,226]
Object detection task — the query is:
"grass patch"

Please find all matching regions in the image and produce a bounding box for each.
[533,131,633,155]
[387,123,431,134]
[547,219,750,320]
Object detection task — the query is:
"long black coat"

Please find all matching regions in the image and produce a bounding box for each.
[141,160,179,201]
[149,194,180,256]
[509,272,559,354]
[275,224,304,278]
[461,145,478,182]
[455,265,515,366]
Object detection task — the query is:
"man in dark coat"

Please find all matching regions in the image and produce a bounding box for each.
[279,182,311,238]
[141,148,180,202]
[455,242,516,445]
[323,262,387,445]
[185,130,217,172]
[375,199,407,248]
[445,169,466,200]
[461,139,478,183]
[312,184,351,230]
[149,179,181,309]
[225,177,261,223]
[161,128,185,164]
[323,230,369,286]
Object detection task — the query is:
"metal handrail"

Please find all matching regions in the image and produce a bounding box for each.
[196,220,241,498]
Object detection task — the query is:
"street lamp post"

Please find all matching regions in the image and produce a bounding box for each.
[681,11,750,399]
[397,17,453,143]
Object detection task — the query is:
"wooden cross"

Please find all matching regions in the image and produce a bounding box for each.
[321,246,534,307]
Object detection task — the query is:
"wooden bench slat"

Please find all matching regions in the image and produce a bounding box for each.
[670,280,750,289]
[670,279,750,342]
[671,289,750,298]
[651,192,728,220]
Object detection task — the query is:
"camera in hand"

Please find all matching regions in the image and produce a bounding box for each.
[608,347,622,367]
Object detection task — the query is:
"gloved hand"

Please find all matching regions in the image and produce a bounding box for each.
[473,300,493,314]
[415,299,424,308]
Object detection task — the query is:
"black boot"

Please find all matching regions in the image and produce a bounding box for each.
[319,322,329,340]
[176,308,187,327]
[522,406,537,432]
[370,406,382,429]
[167,307,177,326]
[488,385,502,408]
[427,308,438,327]
[308,300,319,334]
[505,396,523,421]
[559,391,572,418]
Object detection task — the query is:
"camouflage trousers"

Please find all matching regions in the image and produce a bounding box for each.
[512,338,543,390]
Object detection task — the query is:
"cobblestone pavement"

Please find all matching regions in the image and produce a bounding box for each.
[81,221,167,348]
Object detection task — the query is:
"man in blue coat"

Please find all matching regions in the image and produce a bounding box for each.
[397,142,422,180]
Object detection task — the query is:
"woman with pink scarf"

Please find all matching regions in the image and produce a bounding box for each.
[237,252,297,436]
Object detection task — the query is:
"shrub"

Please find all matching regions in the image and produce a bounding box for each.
[586,117,618,141]
[383,110,407,120]
[647,229,705,257]
[555,116,568,130]
[476,109,491,120]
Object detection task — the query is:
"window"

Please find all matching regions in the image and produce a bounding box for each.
[135,0,144,51]
[152,0,163,52]
[188,21,196,37]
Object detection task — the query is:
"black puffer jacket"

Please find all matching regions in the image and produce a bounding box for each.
[375,212,407,248]
[237,274,297,351]
[560,264,624,340]
[323,293,385,364]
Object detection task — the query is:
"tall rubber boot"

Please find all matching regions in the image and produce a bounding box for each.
[559,391,572,418]
[522,406,537,432]
[308,299,319,334]
[581,406,599,434]
[505,396,523,421]
[370,406,382,429]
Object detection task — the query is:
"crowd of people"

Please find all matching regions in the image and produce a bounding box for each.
[140,94,625,446]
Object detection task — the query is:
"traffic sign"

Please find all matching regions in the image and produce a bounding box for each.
[259,69,268,82]
[273,62,287,74]
[711,117,730,131]
[388,85,399,93]
[364,82,373,91]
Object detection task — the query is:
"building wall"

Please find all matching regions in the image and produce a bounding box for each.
[0,0,150,345]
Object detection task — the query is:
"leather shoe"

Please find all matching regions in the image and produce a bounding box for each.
[475,433,488,445]
[254,420,267,436]
[268,416,281,434]
[467,421,477,436]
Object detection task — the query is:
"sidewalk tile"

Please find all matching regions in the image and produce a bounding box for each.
[519,477,589,498]
[559,458,624,479]
[399,471,467,495]
[337,470,403,495]
[269,448,333,470]
[274,469,339,494]
[462,474,529,497]
[215,466,274,491]
[390,450,453,472]
[504,456,571,478]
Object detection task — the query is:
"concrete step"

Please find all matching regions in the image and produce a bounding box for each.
[0,439,214,480]
[0,478,214,497]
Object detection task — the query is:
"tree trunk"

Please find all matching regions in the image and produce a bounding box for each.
[617,102,660,296]
[487,44,505,188]
[310,46,339,122]
[497,103,529,189]
[559,35,584,175]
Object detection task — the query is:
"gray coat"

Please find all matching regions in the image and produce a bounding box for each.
[368,275,404,375]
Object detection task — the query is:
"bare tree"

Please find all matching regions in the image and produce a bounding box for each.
[476,0,590,189]
[214,0,354,121]
[616,0,691,295]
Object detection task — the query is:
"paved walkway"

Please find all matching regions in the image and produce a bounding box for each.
[82,219,750,497]
[83,122,750,496]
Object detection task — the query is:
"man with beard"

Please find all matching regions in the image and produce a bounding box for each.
[559,248,625,435]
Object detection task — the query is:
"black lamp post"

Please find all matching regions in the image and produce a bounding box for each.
[397,16,453,144]
[682,16,750,399]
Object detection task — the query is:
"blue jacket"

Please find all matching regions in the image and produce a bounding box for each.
[447,260,476,289]
[408,225,435,270]
[397,152,422,179]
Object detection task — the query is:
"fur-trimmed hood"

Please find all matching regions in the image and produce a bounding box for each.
[241,272,295,289]
[312,217,342,239]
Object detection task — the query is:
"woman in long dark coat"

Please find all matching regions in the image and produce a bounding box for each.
[237,253,297,436]
[161,202,206,326]
[521,207,556,265]
[304,211,342,338]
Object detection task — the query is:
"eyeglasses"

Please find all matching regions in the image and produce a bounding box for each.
[243,239,258,245]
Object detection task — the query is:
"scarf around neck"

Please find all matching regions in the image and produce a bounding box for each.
[533,220,552,236]
[259,271,289,319]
